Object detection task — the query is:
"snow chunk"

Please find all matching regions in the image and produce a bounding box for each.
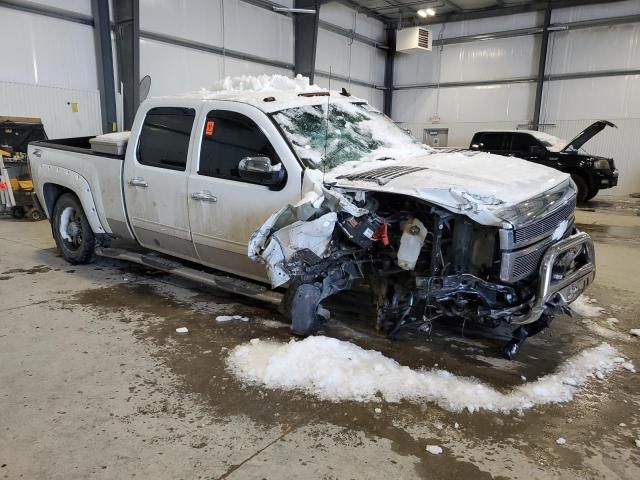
[570,295,604,317]
[216,315,249,323]
[426,445,443,455]
[226,336,627,413]
[606,317,619,325]
[621,362,636,373]
[635,439,640,448]
[630,329,640,337]
[374,407,382,414]
[556,437,567,445]
[175,327,188,334]
[200,74,322,97]
[59,206,74,241]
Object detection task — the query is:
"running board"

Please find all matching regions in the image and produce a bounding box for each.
[96,247,283,306]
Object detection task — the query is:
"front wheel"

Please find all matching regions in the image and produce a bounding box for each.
[570,174,589,204]
[584,188,599,202]
[52,193,95,264]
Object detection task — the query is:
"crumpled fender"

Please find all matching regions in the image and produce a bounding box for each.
[248,186,367,288]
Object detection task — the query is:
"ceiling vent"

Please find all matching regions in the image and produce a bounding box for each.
[396,27,433,53]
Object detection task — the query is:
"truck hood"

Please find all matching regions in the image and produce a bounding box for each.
[322,149,570,225]
[561,120,617,152]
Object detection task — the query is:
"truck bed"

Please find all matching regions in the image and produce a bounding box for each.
[29,136,132,240]
[31,137,126,160]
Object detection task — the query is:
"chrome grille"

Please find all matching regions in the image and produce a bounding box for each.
[511,248,546,281]
[501,218,575,282]
[513,197,576,247]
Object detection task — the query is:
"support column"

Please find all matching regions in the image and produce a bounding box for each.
[113,0,140,130]
[294,0,320,82]
[91,0,117,133]
[532,0,552,130]
[383,27,396,116]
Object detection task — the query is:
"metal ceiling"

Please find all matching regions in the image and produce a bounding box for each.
[335,0,624,26]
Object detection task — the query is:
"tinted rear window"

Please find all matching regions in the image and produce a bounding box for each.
[478,133,504,151]
[137,107,195,171]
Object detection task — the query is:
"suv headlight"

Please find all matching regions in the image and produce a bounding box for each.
[593,159,610,170]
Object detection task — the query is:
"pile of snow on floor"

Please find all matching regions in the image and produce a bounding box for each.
[570,295,604,317]
[226,336,631,413]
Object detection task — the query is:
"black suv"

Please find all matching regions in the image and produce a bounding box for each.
[469,121,619,202]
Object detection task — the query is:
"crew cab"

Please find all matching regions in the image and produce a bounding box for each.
[469,121,619,203]
[29,75,596,358]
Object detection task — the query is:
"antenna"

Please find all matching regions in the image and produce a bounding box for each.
[322,66,331,185]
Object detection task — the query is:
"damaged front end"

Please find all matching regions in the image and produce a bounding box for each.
[249,181,595,358]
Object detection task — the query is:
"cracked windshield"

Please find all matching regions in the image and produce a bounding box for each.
[272,101,423,170]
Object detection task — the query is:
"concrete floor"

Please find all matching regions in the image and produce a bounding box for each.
[1,197,639,479]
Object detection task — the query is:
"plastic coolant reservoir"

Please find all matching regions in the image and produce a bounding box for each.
[397,218,428,271]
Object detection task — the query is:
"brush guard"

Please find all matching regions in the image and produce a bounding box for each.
[511,231,595,326]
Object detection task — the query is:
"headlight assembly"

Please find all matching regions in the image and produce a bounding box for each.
[593,159,610,170]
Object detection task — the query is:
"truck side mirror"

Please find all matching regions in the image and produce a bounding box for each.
[238,156,285,186]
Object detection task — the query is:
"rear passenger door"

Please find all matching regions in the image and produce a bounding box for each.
[123,105,198,260]
[474,132,508,155]
[187,102,303,282]
[506,133,540,161]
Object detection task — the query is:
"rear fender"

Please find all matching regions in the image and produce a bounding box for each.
[40,164,107,235]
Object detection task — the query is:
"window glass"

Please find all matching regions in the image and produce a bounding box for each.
[272,102,421,170]
[510,133,538,153]
[478,133,504,151]
[199,110,280,181]
[137,107,195,171]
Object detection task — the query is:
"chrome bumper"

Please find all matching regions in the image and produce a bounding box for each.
[511,231,596,326]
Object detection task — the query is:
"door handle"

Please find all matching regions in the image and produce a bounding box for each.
[32,148,42,158]
[191,192,218,203]
[128,178,148,188]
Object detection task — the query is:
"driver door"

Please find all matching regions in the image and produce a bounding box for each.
[187,102,303,282]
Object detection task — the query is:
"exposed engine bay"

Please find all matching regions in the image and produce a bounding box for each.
[249,183,596,359]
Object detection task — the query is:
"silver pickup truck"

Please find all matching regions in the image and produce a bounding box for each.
[29,78,596,358]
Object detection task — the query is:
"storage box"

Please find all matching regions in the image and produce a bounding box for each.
[89,131,130,156]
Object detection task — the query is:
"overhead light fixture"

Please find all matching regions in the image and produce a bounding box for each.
[273,7,316,14]
[417,8,436,18]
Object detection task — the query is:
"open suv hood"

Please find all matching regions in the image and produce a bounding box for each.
[324,149,570,226]
[561,120,617,152]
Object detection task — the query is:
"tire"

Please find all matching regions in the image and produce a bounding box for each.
[52,193,95,264]
[570,174,589,204]
[10,206,25,219]
[584,188,599,202]
[28,208,44,221]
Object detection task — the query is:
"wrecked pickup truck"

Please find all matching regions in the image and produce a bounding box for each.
[29,76,595,358]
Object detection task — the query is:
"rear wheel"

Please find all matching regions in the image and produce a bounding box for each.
[52,193,95,264]
[571,174,589,204]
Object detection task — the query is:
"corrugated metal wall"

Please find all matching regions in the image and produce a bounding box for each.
[1,0,386,138]
[392,0,640,195]
[0,1,102,138]
[315,2,386,110]
[139,0,387,110]
[139,0,295,97]
[0,81,102,139]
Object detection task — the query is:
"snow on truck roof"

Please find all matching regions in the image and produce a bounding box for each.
[159,74,368,113]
